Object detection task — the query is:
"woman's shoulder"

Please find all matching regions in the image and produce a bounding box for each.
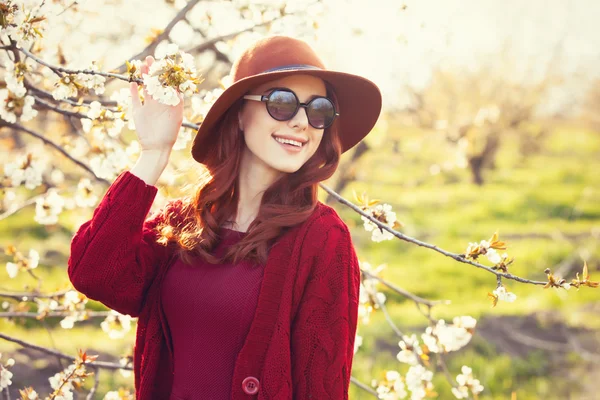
[307,201,351,237]
[146,197,191,229]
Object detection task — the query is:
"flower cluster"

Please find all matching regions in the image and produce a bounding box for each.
[0,60,38,123]
[353,190,402,242]
[373,366,436,400]
[34,188,66,225]
[421,316,476,353]
[81,100,126,139]
[139,43,203,106]
[0,88,37,123]
[49,61,107,101]
[396,316,476,365]
[191,86,226,123]
[47,350,97,400]
[488,285,517,307]
[58,290,89,329]
[5,245,39,279]
[117,346,134,378]
[3,153,44,190]
[89,142,139,181]
[0,353,15,390]
[451,366,484,399]
[74,178,99,208]
[361,202,398,242]
[0,0,49,49]
[544,263,599,291]
[373,370,407,399]
[405,365,435,400]
[358,261,388,325]
[103,388,135,400]
[464,231,507,265]
[100,310,132,340]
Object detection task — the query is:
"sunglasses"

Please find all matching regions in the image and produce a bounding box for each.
[242,87,339,129]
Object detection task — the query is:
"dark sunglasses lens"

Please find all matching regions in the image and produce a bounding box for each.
[307,98,335,129]
[267,90,297,120]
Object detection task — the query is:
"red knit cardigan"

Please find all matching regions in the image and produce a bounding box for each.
[67,171,361,399]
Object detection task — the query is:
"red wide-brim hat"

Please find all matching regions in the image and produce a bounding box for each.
[191,35,382,164]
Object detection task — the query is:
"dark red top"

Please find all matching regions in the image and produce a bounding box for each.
[68,170,361,400]
[161,228,264,399]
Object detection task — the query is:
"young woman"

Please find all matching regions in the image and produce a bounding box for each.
[68,35,381,400]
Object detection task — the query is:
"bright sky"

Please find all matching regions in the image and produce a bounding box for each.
[313,0,600,111]
[46,0,600,114]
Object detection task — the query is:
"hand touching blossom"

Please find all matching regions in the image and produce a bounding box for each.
[129,55,184,152]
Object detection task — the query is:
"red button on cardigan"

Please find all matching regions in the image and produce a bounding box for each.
[242,376,260,395]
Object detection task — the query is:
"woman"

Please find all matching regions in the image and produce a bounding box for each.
[68,35,381,399]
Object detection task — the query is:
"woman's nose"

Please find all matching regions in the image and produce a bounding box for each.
[288,106,309,130]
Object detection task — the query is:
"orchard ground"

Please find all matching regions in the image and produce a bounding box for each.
[1,119,599,399]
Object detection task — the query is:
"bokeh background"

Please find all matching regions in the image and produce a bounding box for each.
[1,0,599,398]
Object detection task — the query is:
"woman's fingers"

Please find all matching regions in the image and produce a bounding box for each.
[130,82,141,108]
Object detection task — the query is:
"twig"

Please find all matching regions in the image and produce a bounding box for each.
[3,122,110,185]
[367,277,405,338]
[32,95,89,119]
[0,311,113,318]
[0,194,42,221]
[0,332,131,370]
[361,269,446,307]
[320,183,548,286]
[350,376,379,398]
[16,45,139,83]
[109,0,203,76]
[86,365,100,400]
[0,289,73,300]
[25,80,119,108]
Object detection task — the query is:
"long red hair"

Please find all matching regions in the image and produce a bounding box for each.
[155,82,341,265]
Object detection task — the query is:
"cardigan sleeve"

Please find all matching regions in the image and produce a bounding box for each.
[290,223,361,400]
[67,170,176,318]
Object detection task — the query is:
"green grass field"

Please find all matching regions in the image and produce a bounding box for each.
[1,120,599,398]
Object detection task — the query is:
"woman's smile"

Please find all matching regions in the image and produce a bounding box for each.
[272,134,306,153]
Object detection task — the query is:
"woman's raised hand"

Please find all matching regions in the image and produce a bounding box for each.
[129,55,184,152]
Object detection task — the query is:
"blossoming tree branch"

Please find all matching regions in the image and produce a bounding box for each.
[0,0,597,399]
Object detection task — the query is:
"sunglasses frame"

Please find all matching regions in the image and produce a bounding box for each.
[243,87,340,129]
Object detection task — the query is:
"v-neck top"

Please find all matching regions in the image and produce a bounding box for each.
[161,227,264,400]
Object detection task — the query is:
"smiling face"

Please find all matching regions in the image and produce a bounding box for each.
[237,74,328,176]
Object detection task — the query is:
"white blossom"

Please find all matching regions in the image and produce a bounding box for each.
[421,317,476,353]
[76,62,106,95]
[361,203,397,242]
[6,263,19,279]
[485,248,502,264]
[396,334,421,365]
[110,87,136,129]
[4,153,45,190]
[173,125,193,150]
[0,367,12,389]
[90,146,132,180]
[493,286,517,303]
[101,310,132,339]
[405,365,433,400]
[34,189,65,225]
[75,178,98,208]
[51,75,79,100]
[452,365,484,398]
[87,101,103,120]
[140,47,201,106]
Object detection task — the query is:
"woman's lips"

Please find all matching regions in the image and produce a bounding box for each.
[273,135,304,153]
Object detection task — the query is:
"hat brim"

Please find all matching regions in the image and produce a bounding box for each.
[191,68,382,164]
